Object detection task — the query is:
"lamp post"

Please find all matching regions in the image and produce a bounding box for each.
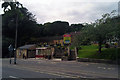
[14,12,18,64]
[14,0,18,64]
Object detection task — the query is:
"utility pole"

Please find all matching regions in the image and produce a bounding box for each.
[14,0,18,64]
[67,45,70,57]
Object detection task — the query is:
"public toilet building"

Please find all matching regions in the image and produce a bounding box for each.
[16,44,36,58]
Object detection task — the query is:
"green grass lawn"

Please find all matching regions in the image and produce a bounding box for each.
[78,44,120,60]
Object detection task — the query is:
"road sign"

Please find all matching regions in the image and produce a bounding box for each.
[63,34,71,44]
[8,44,13,51]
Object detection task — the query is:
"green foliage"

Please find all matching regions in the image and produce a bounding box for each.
[74,10,120,53]
[78,45,120,60]
[70,24,84,32]
[2,36,14,57]
[3,1,119,58]
[78,45,98,58]
[2,1,38,44]
[41,21,84,37]
[100,48,120,60]
[73,25,93,46]
[2,1,38,57]
[43,21,70,36]
[2,1,84,57]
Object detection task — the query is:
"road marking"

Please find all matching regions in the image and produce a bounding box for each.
[6,64,78,78]
[98,67,115,70]
[98,67,106,69]
[103,67,106,69]
[9,76,17,78]
[3,60,117,78]
[9,76,24,80]
[108,68,114,70]
[35,71,39,72]
[5,63,117,78]
[16,66,80,78]
[90,63,98,64]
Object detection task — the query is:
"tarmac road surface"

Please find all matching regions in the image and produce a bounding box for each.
[2,58,119,79]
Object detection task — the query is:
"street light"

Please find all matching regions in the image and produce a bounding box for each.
[14,14,18,64]
[14,0,18,64]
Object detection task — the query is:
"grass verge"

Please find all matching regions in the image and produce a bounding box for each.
[78,44,120,60]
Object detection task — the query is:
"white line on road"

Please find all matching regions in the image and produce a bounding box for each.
[98,67,115,70]
[9,76,24,80]
[9,76,17,78]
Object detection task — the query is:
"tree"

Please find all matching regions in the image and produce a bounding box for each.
[2,1,38,57]
[74,10,119,53]
[73,23,93,47]
[92,11,117,53]
[70,24,84,32]
[52,21,69,35]
[42,21,69,36]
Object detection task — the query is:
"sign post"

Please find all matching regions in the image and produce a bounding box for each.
[63,34,71,44]
[75,47,78,60]
[8,44,13,64]
[63,34,71,58]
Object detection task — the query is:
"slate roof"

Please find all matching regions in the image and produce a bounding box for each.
[18,44,36,49]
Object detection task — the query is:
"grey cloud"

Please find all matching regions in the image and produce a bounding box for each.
[18,1,118,24]
[65,2,118,24]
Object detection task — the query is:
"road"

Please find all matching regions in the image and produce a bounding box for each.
[2,58,119,79]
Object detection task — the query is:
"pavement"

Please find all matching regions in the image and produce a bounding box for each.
[2,58,120,79]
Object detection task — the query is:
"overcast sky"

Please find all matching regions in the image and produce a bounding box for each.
[0,0,119,24]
